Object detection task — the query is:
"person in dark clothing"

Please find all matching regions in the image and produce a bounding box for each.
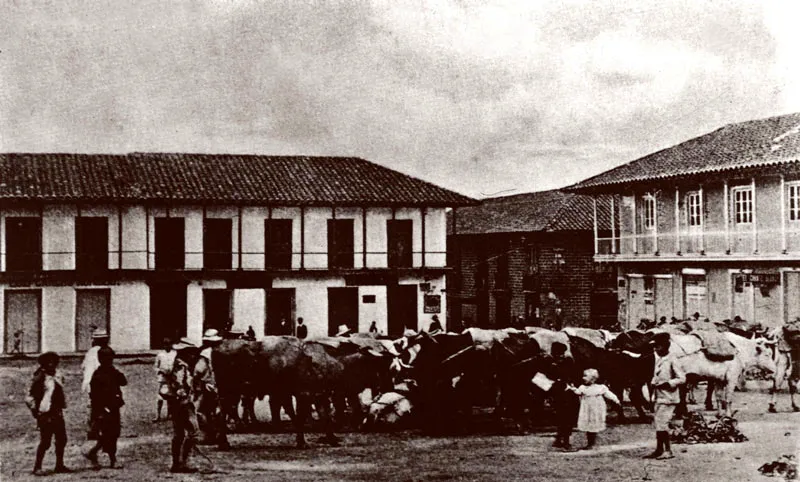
[295,317,308,339]
[245,326,256,341]
[26,352,70,475]
[548,342,579,450]
[85,346,127,469]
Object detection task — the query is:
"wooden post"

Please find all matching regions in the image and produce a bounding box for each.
[145,205,150,270]
[724,180,730,253]
[593,197,599,255]
[421,207,426,267]
[699,184,705,254]
[674,187,680,254]
[652,193,658,254]
[752,177,757,253]
[610,196,616,254]
[237,205,243,270]
[117,205,123,270]
[781,174,787,253]
[300,206,305,270]
[362,206,367,269]
[632,193,638,254]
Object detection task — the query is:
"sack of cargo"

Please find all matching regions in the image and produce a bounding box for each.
[692,331,736,361]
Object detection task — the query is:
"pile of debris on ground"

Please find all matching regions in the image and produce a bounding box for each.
[759,455,797,480]
[670,411,748,444]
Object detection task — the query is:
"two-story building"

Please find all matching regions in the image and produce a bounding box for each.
[0,153,474,354]
[569,113,800,329]
[447,189,617,331]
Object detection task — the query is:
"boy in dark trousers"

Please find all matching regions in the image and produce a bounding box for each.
[548,342,579,451]
[26,352,71,475]
[85,346,127,469]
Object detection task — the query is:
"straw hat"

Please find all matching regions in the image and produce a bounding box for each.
[202,329,223,342]
[336,324,353,337]
[91,328,109,339]
[173,337,197,350]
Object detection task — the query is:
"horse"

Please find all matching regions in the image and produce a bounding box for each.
[672,333,776,416]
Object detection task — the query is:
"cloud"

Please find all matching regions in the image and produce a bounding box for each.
[0,0,790,198]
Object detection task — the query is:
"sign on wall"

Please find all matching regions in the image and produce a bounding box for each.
[423,294,441,314]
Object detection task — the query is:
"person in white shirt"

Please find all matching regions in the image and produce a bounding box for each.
[154,338,177,422]
[82,329,110,439]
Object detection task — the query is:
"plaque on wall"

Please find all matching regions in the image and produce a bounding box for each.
[423,294,441,314]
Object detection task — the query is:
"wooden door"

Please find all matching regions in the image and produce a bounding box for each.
[76,289,110,351]
[328,287,358,335]
[4,290,41,353]
[387,284,418,337]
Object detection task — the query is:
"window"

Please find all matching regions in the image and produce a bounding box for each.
[265,219,292,269]
[643,194,656,229]
[495,253,508,289]
[387,219,413,268]
[154,218,185,269]
[76,217,109,272]
[789,183,800,221]
[203,218,232,270]
[5,217,42,272]
[327,219,354,269]
[553,248,566,271]
[732,186,753,224]
[686,192,702,227]
[527,245,538,275]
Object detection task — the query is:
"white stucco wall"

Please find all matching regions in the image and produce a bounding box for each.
[358,285,387,333]
[43,205,76,270]
[41,286,75,352]
[400,274,447,331]
[122,206,147,269]
[233,289,265,338]
[110,282,150,351]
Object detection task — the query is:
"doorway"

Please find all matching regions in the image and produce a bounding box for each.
[149,282,187,349]
[328,287,359,336]
[387,284,418,337]
[76,289,110,351]
[4,290,41,353]
[203,289,232,332]
[266,289,295,335]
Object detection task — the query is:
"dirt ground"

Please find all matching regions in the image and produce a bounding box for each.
[1,357,798,481]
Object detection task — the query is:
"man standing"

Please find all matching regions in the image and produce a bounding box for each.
[165,338,200,473]
[27,352,70,475]
[154,338,176,422]
[193,329,230,450]
[295,317,308,339]
[85,346,127,469]
[428,315,443,335]
[645,332,686,460]
[83,329,110,439]
[548,342,579,451]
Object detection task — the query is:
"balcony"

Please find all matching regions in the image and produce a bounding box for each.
[595,226,800,262]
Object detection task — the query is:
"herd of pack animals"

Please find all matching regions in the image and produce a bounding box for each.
[200,316,799,449]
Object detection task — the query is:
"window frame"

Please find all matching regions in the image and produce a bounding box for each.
[686,191,703,227]
[642,193,656,230]
[731,186,754,225]
[788,181,800,222]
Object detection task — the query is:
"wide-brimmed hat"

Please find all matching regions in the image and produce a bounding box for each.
[336,324,353,337]
[173,337,197,350]
[403,328,416,338]
[91,328,109,339]
[202,329,223,342]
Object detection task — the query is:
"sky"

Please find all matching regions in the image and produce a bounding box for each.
[2,0,799,199]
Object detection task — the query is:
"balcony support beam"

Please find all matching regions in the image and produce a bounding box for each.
[362,206,367,269]
[699,184,705,254]
[674,187,680,254]
[632,193,638,254]
[593,196,599,255]
[781,174,787,254]
[724,180,730,254]
[752,177,758,254]
[610,196,616,254]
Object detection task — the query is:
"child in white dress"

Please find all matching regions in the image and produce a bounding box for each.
[567,368,620,450]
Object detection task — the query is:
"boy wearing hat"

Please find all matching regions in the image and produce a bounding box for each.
[645,332,686,460]
[548,342,579,450]
[165,338,200,473]
[26,352,70,475]
[86,346,127,469]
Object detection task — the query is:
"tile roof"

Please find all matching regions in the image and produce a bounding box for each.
[451,189,612,235]
[569,112,800,192]
[0,153,475,206]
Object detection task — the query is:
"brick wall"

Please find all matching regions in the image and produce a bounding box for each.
[447,230,599,329]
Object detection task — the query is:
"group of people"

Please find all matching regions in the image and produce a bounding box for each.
[548,332,685,459]
[26,329,127,475]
